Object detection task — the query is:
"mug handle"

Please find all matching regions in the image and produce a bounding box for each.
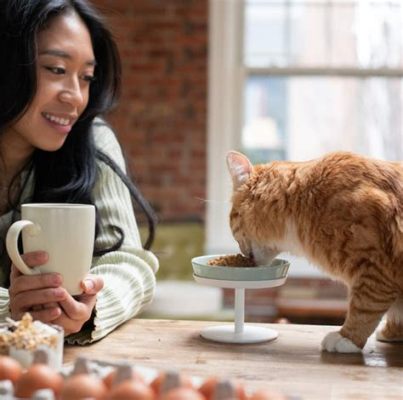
[6,220,41,276]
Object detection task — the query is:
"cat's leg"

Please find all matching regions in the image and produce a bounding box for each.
[376,296,403,342]
[321,277,397,353]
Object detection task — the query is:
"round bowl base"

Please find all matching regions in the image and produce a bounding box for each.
[200,324,278,344]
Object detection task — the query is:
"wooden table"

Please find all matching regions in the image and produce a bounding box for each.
[64,319,403,400]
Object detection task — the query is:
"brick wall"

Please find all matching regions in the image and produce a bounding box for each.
[91,0,208,222]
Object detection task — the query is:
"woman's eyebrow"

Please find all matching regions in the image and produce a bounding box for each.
[39,48,97,66]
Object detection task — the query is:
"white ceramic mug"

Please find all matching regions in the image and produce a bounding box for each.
[6,203,95,295]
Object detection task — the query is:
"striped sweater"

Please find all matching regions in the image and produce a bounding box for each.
[0,122,159,344]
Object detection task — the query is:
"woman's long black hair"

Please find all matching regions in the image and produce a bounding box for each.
[0,0,157,251]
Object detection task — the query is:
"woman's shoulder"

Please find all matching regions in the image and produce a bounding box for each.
[92,117,126,169]
[92,117,119,150]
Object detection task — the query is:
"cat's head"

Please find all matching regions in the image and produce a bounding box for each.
[226,151,282,265]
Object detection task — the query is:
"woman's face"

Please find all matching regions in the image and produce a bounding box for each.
[4,11,96,155]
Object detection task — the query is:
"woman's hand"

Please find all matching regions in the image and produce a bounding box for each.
[51,274,104,335]
[9,251,66,322]
[9,252,104,335]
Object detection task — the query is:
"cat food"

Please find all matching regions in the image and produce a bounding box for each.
[207,254,256,267]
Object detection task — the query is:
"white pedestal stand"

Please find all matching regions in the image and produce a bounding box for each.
[193,275,287,344]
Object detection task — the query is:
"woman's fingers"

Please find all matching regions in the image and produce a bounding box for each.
[13,306,62,323]
[9,271,62,295]
[50,313,78,335]
[58,294,91,320]
[80,275,104,295]
[54,295,97,335]
[10,251,49,282]
[10,287,67,314]
[50,276,103,334]
[31,302,59,311]
[22,251,49,265]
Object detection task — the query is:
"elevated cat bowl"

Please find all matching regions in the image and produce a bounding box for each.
[192,255,289,344]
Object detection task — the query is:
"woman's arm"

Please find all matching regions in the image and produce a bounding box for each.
[0,287,10,319]
[66,123,159,344]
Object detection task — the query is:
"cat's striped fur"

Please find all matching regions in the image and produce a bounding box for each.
[227,151,403,353]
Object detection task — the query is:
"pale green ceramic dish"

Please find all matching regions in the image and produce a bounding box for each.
[192,255,290,281]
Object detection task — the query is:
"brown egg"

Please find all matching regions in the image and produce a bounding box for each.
[0,355,23,383]
[108,379,156,400]
[103,366,145,389]
[151,371,193,397]
[199,377,247,400]
[61,373,108,400]
[161,387,205,400]
[14,363,63,398]
[249,389,287,400]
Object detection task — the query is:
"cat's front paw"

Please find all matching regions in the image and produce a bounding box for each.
[321,331,361,353]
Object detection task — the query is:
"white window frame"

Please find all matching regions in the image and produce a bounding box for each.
[206,0,244,254]
[206,0,403,277]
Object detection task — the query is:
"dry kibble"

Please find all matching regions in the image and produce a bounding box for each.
[207,254,256,267]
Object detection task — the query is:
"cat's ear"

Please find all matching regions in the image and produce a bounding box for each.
[226,151,253,189]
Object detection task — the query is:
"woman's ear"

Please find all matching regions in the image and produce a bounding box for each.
[226,151,253,189]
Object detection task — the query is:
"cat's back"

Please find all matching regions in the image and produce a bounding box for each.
[285,151,403,247]
[250,151,403,208]
[289,152,403,274]
[298,152,403,252]
[305,151,403,195]
[312,151,402,174]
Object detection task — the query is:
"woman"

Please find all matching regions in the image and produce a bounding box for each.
[0,0,159,344]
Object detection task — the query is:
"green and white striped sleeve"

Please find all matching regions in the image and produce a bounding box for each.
[66,124,159,344]
[0,288,10,320]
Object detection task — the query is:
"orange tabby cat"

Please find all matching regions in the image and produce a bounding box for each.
[226,150,403,353]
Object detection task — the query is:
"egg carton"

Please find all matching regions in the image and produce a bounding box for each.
[0,356,199,399]
[0,355,296,400]
[0,382,53,400]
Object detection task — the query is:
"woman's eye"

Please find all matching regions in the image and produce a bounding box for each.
[45,66,65,75]
[82,75,96,83]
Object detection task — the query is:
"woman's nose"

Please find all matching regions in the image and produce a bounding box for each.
[58,78,85,107]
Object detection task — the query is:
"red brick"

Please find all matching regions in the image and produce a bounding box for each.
[93,0,207,222]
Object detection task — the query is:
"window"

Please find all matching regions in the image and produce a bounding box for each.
[207,0,403,276]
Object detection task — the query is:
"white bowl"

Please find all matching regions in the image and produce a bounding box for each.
[192,255,289,281]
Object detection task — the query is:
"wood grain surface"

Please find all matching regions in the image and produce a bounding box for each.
[64,319,403,400]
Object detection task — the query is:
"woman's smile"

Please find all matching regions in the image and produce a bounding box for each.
[41,111,77,134]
